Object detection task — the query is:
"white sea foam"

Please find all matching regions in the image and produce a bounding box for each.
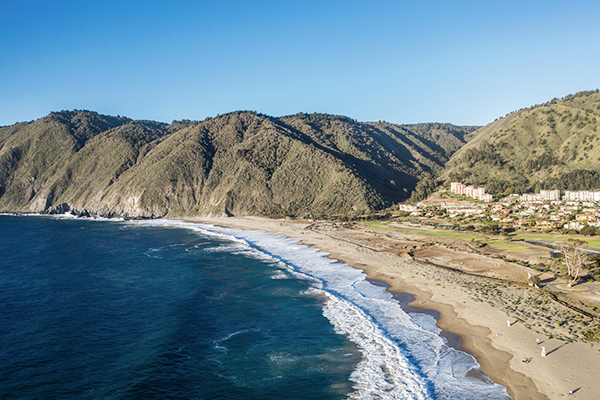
[129,219,511,399]
[49,212,79,219]
[145,248,163,259]
[270,272,290,280]
[9,212,125,222]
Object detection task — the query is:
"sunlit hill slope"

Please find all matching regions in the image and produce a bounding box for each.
[0,110,475,217]
[442,90,600,195]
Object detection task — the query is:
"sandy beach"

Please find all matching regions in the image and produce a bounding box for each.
[182,216,600,400]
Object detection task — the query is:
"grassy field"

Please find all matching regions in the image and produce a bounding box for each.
[510,232,600,251]
[398,228,535,252]
[485,239,536,253]
[398,228,481,241]
[362,221,396,231]
[364,220,600,253]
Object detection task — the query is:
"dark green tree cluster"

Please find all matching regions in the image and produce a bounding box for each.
[544,170,600,191]
[407,173,438,203]
[579,225,600,236]
[525,153,560,171]
[460,147,504,168]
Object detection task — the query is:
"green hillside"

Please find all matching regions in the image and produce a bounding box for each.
[0,110,475,218]
[442,90,600,195]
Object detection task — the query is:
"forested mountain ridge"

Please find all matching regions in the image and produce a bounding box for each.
[0,110,476,218]
[441,90,600,195]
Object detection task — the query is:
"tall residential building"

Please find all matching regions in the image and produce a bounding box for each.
[465,186,474,198]
[450,182,492,202]
[540,189,560,201]
[563,190,600,202]
[481,193,493,202]
[472,187,485,200]
[450,182,466,195]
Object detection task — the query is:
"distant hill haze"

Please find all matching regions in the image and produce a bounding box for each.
[0,110,475,218]
[442,90,600,196]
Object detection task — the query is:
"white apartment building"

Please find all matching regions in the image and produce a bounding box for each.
[450,182,466,195]
[521,193,539,202]
[563,190,600,202]
[540,189,560,201]
[450,182,492,202]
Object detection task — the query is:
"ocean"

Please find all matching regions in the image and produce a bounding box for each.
[0,215,511,399]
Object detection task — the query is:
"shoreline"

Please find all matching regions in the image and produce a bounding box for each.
[183,216,600,400]
[4,213,598,398]
[368,279,468,354]
[308,245,544,400]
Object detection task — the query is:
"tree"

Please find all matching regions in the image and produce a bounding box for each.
[554,239,592,287]
[408,173,437,203]
[580,225,598,236]
[480,222,500,235]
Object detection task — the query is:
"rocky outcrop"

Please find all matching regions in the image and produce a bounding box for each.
[47,202,70,214]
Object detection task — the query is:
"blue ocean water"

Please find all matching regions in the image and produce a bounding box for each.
[0,216,359,399]
[0,215,511,399]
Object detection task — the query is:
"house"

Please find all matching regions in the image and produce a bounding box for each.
[564,221,585,230]
[399,204,419,212]
[537,220,561,229]
[513,218,529,227]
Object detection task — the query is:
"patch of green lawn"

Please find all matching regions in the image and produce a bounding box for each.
[485,240,532,252]
[371,224,600,252]
[362,221,396,231]
[400,229,482,241]
[510,232,600,251]
[398,228,548,253]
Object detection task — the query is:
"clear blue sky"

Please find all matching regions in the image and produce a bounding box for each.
[1,0,599,127]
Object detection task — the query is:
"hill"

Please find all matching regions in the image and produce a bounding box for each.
[441,90,600,195]
[0,110,475,218]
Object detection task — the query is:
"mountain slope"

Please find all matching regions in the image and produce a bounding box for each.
[0,110,475,217]
[442,90,600,195]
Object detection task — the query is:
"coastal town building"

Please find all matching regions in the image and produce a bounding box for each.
[576,214,596,222]
[520,189,600,203]
[563,190,600,202]
[450,182,465,195]
[521,193,539,202]
[480,193,493,202]
[540,189,561,201]
[399,204,419,213]
[439,204,487,218]
[521,190,560,202]
[400,185,600,234]
[564,221,585,230]
[450,182,492,202]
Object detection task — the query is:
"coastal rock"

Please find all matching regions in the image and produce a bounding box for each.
[47,203,71,214]
[28,193,52,213]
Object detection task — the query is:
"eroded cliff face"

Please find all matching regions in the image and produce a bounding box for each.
[0,110,474,218]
